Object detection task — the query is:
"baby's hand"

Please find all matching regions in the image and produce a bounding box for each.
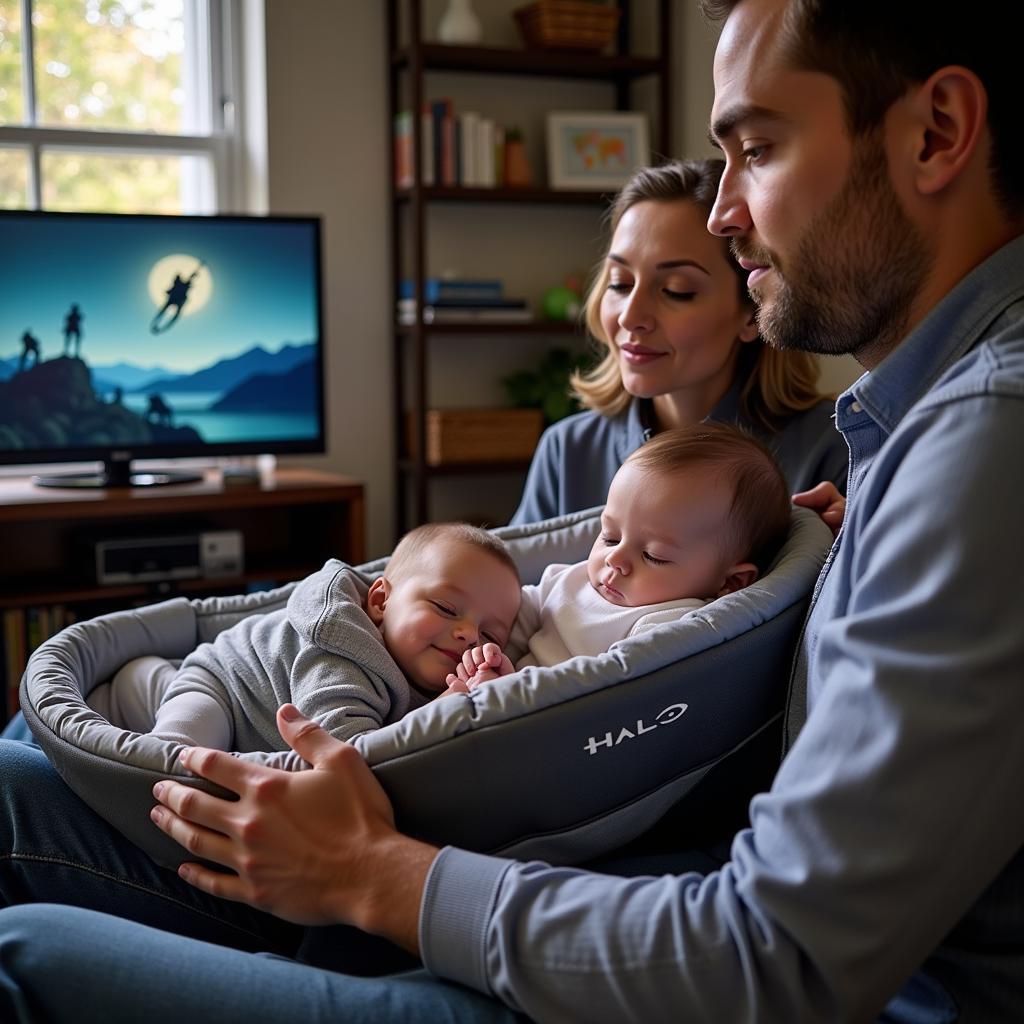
[444,642,515,691]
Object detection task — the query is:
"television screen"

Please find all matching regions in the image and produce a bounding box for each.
[0,210,325,486]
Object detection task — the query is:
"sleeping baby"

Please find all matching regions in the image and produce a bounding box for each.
[95,522,522,759]
[95,423,788,761]
[445,422,791,691]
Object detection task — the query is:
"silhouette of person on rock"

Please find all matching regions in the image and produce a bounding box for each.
[62,304,83,357]
[19,330,40,371]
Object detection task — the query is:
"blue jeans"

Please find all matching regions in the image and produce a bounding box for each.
[0,713,33,744]
[0,905,522,1022]
[0,738,518,1019]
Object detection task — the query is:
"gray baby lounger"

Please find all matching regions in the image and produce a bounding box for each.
[21,506,832,870]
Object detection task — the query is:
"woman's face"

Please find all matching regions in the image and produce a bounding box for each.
[599,199,758,411]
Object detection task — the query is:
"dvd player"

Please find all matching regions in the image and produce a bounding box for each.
[93,529,244,585]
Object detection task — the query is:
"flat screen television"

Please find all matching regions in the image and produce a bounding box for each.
[0,209,326,487]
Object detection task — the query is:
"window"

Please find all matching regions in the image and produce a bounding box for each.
[0,0,242,213]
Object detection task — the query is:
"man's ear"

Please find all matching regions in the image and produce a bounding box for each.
[906,66,987,197]
[366,576,390,625]
[717,562,759,597]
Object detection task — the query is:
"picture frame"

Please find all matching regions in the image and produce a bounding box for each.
[545,111,650,191]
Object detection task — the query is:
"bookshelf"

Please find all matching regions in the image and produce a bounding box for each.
[0,468,364,724]
[387,0,672,534]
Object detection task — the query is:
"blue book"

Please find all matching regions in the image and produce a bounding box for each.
[399,278,504,302]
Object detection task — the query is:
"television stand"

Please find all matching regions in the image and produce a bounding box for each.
[0,467,366,725]
[32,458,202,489]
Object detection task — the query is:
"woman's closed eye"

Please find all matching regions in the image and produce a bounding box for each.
[663,288,696,302]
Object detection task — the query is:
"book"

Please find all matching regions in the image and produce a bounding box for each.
[397,296,528,312]
[399,278,504,302]
[459,111,480,187]
[398,303,534,326]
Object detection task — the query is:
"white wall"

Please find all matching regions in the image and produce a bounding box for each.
[261,1,392,557]
[259,1,859,557]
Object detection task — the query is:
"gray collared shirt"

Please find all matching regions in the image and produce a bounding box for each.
[420,234,1024,1023]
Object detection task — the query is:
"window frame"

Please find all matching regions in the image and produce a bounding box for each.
[0,0,245,213]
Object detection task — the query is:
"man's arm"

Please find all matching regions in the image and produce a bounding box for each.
[152,397,1024,1021]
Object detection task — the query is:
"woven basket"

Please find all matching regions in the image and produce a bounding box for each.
[408,409,543,466]
[514,1,620,52]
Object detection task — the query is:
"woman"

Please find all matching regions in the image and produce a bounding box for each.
[511,158,848,526]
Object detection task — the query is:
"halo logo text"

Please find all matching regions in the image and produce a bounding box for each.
[583,703,689,756]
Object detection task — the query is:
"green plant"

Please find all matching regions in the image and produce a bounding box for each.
[502,347,593,424]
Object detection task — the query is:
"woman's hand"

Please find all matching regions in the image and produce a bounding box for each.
[150,704,438,951]
[793,481,846,538]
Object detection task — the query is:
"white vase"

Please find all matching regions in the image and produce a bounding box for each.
[438,0,483,44]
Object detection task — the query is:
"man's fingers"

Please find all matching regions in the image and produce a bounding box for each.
[172,745,250,794]
[149,797,237,868]
[175,861,248,904]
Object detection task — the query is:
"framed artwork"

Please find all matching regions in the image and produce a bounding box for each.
[545,111,650,190]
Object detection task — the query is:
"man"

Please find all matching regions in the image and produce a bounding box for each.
[1,1,1022,1020]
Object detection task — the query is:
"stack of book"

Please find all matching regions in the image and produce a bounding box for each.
[394,100,508,189]
[398,277,533,325]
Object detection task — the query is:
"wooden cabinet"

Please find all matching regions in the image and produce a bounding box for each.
[1,468,364,722]
[387,0,672,533]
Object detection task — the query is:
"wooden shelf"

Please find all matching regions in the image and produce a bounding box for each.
[396,185,613,204]
[397,320,582,336]
[0,468,365,610]
[392,42,662,80]
[389,0,671,532]
[399,458,532,477]
[1,467,366,722]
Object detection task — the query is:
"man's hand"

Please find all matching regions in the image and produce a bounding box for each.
[150,704,438,953]
[793,481,846,538]
[445,641,515,690]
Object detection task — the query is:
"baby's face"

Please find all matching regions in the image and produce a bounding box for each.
[372,539,521,693]
[587,461,737,606]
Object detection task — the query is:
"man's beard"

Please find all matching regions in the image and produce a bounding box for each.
[733,132,932,363]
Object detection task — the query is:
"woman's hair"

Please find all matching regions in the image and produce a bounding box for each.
[625,422,791,572]
[387,522,520,583]
[570,157,825,430]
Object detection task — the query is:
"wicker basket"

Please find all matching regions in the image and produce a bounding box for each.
[408,409,543,466]
[514,1,620,52]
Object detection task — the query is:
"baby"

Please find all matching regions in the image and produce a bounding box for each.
[447,423,791,689]
[98,523,522,757]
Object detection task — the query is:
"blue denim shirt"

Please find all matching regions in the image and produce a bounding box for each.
[420,234,1024,1023]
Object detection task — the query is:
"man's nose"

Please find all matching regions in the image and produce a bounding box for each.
[707,165,752,237]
